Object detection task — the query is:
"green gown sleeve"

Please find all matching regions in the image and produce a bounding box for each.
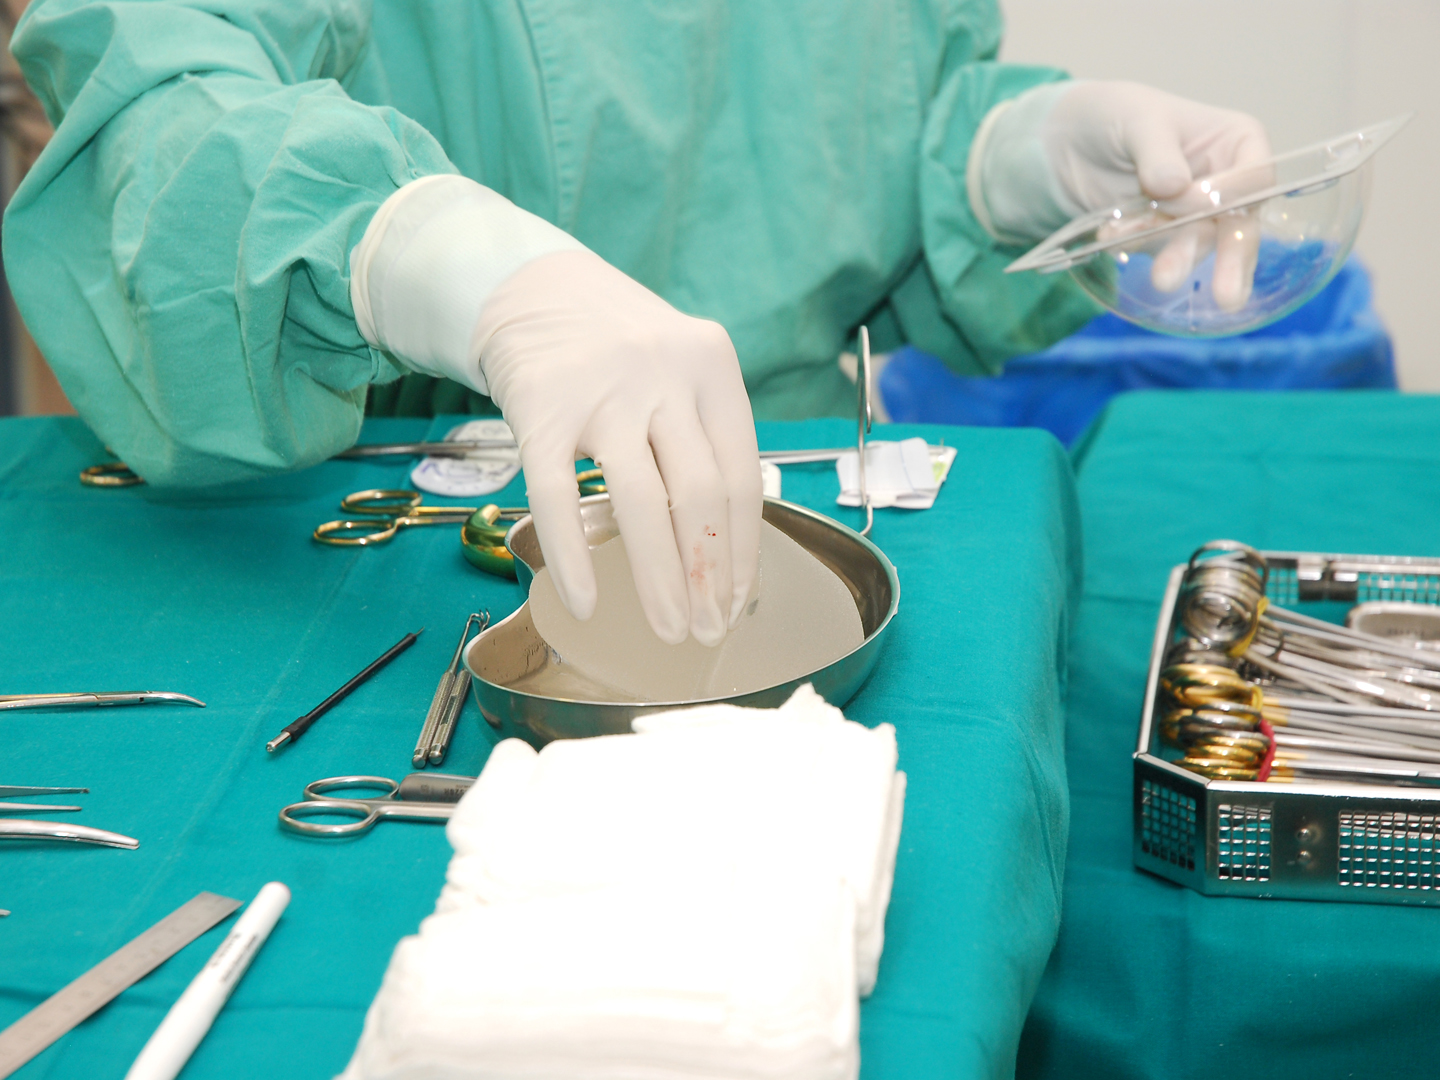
[3,0,456,485]
[884,7,1101,376]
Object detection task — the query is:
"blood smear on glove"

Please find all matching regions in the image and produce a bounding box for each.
[527,521,864,702]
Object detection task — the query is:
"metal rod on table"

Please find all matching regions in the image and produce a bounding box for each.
[266,630,424,752]
[332,440,518,459]
[856,325,873,538]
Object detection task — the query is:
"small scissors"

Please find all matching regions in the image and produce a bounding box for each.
[312,490,529,546]
[313,469,604,547]
[278,773,476,837]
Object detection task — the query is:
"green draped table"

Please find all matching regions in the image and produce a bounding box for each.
[1020,390,1440,1080]
[0,414,1077,1080]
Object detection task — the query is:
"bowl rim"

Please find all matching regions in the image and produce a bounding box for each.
[1006,114,1410,276]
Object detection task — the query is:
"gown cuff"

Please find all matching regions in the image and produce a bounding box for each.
[967,80,1082,246]
[349,175,586,394]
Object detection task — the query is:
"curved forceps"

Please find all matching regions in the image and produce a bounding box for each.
[278,775,458,837]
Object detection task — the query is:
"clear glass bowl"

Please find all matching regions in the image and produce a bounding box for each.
[1007,116,1409,337]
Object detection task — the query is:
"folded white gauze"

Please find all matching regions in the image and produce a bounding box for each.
[445,686,903,994]
[341,686,904,1080]
[341,874,858,1080]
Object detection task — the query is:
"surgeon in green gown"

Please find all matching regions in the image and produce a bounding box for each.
[3,0,1266,646]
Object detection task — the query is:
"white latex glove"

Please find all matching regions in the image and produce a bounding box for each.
[971,80,1272,310]
[350,176,761,647]
[475,250,762,647]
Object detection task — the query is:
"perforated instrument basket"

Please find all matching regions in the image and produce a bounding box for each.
[1136,550,1440,904]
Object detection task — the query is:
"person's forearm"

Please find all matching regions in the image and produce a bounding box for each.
[5,0,455,485]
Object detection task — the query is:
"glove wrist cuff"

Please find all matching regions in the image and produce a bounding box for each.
[969,80,1082,245]
[348,175,586,394]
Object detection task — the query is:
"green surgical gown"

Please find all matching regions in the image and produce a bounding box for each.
[4,0,1095,485]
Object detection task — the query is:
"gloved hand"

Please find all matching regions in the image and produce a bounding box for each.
[476,250,762,647]
[971,80,1272,310]
[351,176,761,647]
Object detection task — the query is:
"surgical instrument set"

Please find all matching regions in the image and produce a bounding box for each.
[413,613,489,769]
[265,630,423,752]
[1135,540,1440,905]
[277,773,474,837]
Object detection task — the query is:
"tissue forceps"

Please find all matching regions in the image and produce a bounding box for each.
[278,773,475,837]
[414,613,489,769]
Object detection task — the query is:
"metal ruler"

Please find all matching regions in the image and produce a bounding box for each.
[0,891,241,1078]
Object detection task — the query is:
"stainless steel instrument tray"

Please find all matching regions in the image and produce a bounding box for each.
[1136,549,1440,904]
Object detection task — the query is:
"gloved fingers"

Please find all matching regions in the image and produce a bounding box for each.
[1189,111,1275,185]
[1211,207,1260,312]
[649,408,734,648]
[1150,221,1213,293]
[521,446,599,622]
[695,374,763,630]
[590,435,691,646]
[1124,108,1195,202]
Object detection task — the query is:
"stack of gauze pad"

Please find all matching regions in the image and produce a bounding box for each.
[340,685,906,1080]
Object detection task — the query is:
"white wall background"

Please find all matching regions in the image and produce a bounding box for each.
[1000,0,1440,390]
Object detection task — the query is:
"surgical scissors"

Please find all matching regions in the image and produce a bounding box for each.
[277,773,475,837]
[314,469,605,547]
[313,490,525,546]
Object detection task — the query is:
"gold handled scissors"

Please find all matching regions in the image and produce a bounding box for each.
[314,469,605,579]
[80,461,144,487]
[312,490,529,546]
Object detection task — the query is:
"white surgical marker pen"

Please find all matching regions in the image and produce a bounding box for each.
[125,882,291,1080]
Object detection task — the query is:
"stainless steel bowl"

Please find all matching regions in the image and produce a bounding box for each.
[464,495,899,746]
